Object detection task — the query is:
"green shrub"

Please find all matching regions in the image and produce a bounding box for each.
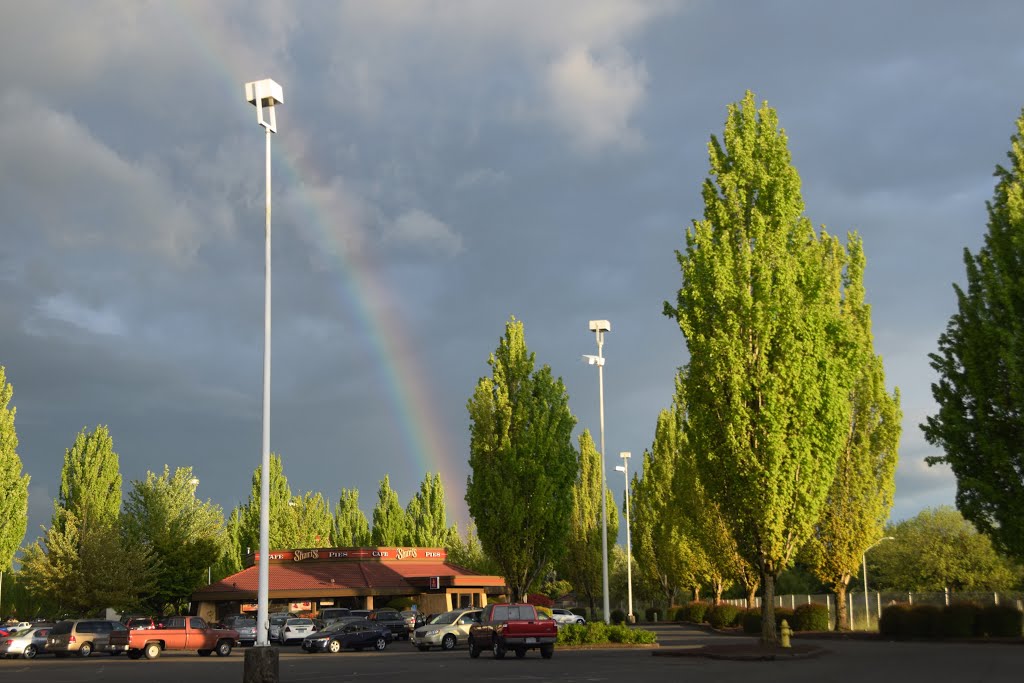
[583,621,609,644]
[941,602,981,638]
[664,607,677,621]
[774,607,795,630]
[556,624,586,646]
[556,623,656,645]
[792,603,829,631]
[907,605,943,639]
[741,609,762,635]
[879,604,909,638]
[610,609,627,624]
[707,604,740,629]
[679,601,709,623]
[979,604,1023,638]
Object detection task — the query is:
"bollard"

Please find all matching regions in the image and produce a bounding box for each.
[653,612,658,622]
[779,619,792,649]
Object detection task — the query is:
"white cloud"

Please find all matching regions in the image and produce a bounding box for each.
[454,168,508,191]
[31,293,126,338]
[384,209,463,256]
[545,46,648,153]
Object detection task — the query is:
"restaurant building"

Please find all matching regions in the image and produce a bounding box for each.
[190,546,507,623]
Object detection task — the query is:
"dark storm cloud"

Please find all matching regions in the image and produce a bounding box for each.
[2,0,1022,552]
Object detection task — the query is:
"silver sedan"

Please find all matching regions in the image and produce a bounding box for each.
[0,625,54,659]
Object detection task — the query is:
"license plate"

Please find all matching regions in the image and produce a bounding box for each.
[526,637,536,644]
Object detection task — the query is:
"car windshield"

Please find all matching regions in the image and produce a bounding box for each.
[287,619,313,626]
[432,612,459,625]
[270,616,288,625]
[236,619,256,627]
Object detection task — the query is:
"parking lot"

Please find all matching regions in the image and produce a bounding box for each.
[2,626,1021,683]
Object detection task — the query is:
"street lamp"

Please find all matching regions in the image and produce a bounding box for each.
[584,319,611,624]
[244,77,283,649]
[863,536,894,629]
[614,451,633,624]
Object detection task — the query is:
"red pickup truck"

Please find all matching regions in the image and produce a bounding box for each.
[126,616,238,660]
[468,603,557,659]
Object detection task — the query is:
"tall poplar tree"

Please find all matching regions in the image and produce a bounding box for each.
[54,425,122,536]
[292,492,333,547]
[631,409,698,607]
[466,316,578,601]
[332,488,371,546]
[238,453,299,553]
[213,507,244,578]
[664,91,855,643]
[804,237,902,629]
[0,366,29,573]
[371,475,407,546]
[405,472,456,547]
[558,429,618,614]
[922,109,1024,561]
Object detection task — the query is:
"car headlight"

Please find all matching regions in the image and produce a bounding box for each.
[426,629,440,637]
[313,637,329,644]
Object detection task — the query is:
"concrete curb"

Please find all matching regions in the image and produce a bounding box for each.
[652,644,829,661]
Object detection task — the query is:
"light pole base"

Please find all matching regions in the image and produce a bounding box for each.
[628,614,636,624]
[244,646,279,683]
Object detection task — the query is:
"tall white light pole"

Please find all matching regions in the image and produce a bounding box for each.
[584,319,611,624]
[615,451,633,623]
[245,78,283,648]
[862,536,894,630]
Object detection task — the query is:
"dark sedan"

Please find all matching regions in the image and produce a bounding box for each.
[301,620,393,654]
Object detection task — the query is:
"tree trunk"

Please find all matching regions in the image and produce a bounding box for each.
[761,571,778,645]
[693,585,701,602]
[713,580,723,605]
[834,583,848,631]
[746,583,758,610]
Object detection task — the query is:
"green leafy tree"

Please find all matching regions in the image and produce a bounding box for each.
[868,507,1016,592]
[664,91,856,643]
[212,507,244,579]
[922,110,1024,561]
[405,472,457,547]
[446,521,500,575]
[238,454,299,553]
[371,475,407,546]
[54,425,122,536]
[465,316,579,601]
[291,492,333,547]
[0,366,29,573]
[121,467,226,614]
[20,510,158,616]
[629,409,696,608]
[558,429,619,614]
[332,488,371,546]
[804,237,902,629]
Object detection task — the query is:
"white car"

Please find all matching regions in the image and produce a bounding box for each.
[277,618,316,645]
[550,609,586,626]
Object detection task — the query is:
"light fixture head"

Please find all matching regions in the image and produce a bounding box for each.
[614,465,626,473]
[582,354,605,366]
[619,451,631,459]
[244,78,283,132]
[588,319,611,333]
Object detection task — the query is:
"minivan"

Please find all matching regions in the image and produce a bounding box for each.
[47,619,129,657]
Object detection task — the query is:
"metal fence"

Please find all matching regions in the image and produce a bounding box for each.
[714,591,1024,631]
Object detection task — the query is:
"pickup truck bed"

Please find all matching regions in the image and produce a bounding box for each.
[468,604,557,659]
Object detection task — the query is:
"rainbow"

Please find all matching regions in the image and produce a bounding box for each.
[164,5,463,512]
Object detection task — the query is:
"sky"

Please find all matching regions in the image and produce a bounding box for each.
[2,1,1023,553]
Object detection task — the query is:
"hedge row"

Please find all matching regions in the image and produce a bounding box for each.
[740,604,829,634]
[879,603,1022,639]
[556,623,657,646]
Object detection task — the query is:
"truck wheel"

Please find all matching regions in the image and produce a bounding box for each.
[215,641,232,657]
[540,643,554,659]
[515,647,526,658]
[492,638,506,659]
[144,643,161,660]
[78,642,93,657]
[441,634,456,651]
[198,649,212,656]
[468,638,480,658]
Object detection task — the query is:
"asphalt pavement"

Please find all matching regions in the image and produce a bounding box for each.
[1,623,1020,683]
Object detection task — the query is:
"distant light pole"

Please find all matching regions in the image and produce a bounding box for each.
[584,319,611,624]
[615,451,633,623]
[863,536,894,630]
[244,78,283,649]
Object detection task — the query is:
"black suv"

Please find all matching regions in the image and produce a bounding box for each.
[367,609,409,640]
